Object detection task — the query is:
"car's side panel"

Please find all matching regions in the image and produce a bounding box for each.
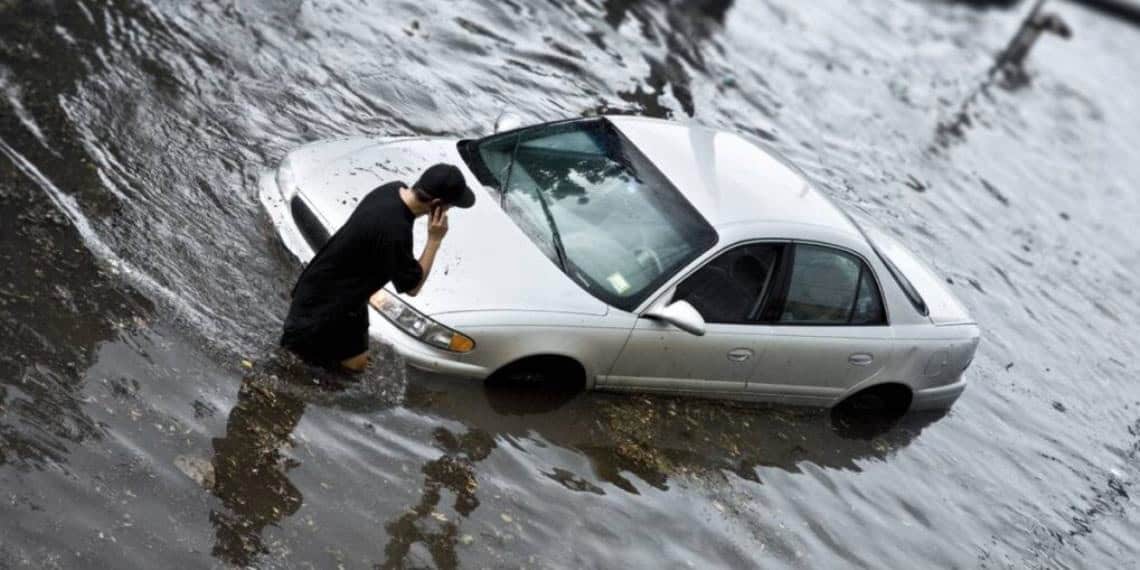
[441,310,639,390]
[747,326,895,405]
[613,233,905,405]
[601,319,768,394]
[874,323,980,394]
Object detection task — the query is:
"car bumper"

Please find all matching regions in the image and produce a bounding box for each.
[910,378,967,411]
[258,170,314,261]
[367,308,489,379]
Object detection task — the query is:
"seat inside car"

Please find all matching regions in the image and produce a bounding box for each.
[676,252,771,322]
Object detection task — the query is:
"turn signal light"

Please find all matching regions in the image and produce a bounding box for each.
[449,333,475,353]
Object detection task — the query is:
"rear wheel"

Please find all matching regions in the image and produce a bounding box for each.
[830,383,913,439]
[836,383,912,416]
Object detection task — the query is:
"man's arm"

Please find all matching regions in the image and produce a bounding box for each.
[406,207,449,297]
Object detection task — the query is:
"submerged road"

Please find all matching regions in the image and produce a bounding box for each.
[2,0,1139,567]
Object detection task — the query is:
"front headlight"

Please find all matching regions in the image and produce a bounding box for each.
[370,290,475,353]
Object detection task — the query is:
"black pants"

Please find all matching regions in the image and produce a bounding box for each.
[280,310,368,367]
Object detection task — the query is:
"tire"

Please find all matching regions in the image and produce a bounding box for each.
[486,356,586,391]
[830,384,913,440]
[483,356,585,415]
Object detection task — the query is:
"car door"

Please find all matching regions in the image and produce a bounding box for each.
[603,243,784,395]
[746,243,894,405]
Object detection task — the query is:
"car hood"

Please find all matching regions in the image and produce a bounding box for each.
[285,137,609,317]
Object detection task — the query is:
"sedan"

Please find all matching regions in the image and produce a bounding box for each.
[260,115,980,413]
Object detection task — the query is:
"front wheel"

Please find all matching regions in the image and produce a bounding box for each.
[484,357,586,415]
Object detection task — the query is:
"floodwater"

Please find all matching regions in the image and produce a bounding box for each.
[1,0,1139,567]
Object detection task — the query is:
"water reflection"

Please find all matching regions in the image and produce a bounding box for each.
[209,377,306,566]
[408,373,945,494]
[194,358,943,568]
[201,350,407,567]
[380,427,496,569]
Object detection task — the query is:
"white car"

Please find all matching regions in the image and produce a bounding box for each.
[261,116,980,414]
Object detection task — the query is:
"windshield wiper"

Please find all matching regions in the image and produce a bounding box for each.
[530,179,568,271]
[498,136,568,271]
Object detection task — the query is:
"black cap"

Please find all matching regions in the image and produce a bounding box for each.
[413,163,476,209]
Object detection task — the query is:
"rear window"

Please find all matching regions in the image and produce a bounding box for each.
[873,246,928,316]
[774,244,887,326]
[848,217,930,317]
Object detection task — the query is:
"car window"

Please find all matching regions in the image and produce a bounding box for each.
[776,244,885,325]
[851,267,885,324]
[674,244,782,324]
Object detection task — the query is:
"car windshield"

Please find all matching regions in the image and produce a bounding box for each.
[460,118,717,311]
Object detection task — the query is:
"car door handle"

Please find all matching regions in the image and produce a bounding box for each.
[848,353,874,366]
[727,348,754,362]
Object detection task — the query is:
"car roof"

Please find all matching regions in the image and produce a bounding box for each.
[606,115,862,241]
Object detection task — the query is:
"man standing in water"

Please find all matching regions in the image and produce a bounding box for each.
[281,163,475,372]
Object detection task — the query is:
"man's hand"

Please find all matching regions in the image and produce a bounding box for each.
[427,207,449,242]
[408,207,448,297]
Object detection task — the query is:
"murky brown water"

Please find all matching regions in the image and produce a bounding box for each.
[2,0,1139,567]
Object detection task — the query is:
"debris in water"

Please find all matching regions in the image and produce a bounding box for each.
[174,455,216,490]
[904,175,927,192]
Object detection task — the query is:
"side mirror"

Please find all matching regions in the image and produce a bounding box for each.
[493,111,522,134]
[644,300,707,336]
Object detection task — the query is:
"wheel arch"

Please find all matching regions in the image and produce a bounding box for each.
[833,381,914,415]
[488,353,591,390]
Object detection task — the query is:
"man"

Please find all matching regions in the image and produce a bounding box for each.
[281,163,475,372]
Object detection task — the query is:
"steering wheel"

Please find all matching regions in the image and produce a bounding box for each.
[633,247,665,276]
